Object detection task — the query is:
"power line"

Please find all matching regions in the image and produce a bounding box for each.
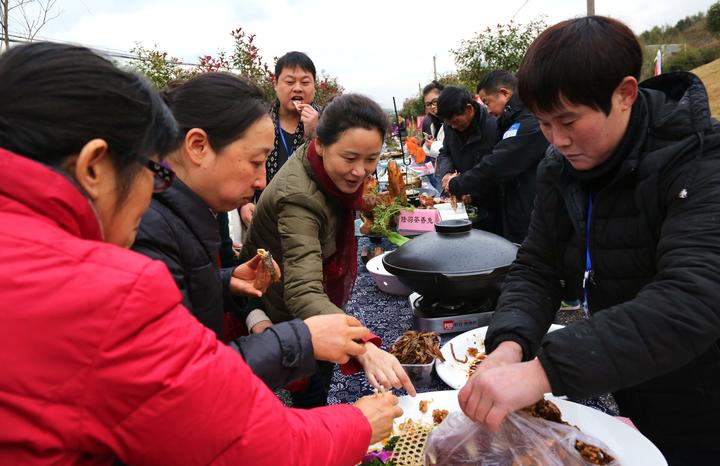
[1,31,201,67]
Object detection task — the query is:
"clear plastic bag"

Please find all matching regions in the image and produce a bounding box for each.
[424,411,620,466]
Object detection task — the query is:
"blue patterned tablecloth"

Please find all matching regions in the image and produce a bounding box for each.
[327,237,618,416]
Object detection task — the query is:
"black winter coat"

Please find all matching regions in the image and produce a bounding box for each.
[435,101,498,180]
[133,178,316,390]
[448,94,547,243]
[485,72,720,461]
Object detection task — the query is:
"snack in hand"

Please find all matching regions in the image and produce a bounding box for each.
[254,248,280,290]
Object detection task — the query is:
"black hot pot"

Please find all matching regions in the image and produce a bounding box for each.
[382,219,519,302]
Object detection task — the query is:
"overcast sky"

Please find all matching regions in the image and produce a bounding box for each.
[15,0,717,107]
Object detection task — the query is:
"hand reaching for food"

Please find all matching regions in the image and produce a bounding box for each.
[354,391,403,444]
[357,343,417,396]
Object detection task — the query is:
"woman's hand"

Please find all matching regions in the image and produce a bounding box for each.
[354,392,403,444]
[458,357,550,431]
[356,343,417,396]
[228,254,280,296]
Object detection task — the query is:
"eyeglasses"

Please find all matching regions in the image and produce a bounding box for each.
[424,99,439,109]
[138,157,175,193]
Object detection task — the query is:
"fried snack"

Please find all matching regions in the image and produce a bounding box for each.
[390,331,445,364]
[575,440,616,465]
[467,347,479,358]
[387,159,407,204]
[467,353,487,377]
[292,99,302,113]
[418,193,436,208]
[432,409,448,425]
[521,399,566,425]
[253,249,280,291]
[419,400,430,413]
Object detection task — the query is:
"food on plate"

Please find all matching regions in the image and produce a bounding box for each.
[575,440,616,465]
[359,173,410,246]
[467,353,487,377]
[431,409,448,425]
[418,400,431,413]
[418,193,435,208]
[466,347,479,358]
[449,342,468,364]
[390,331,445,364]
[387,160,407,204]
[522,399,567,425]
[253,248,280,290]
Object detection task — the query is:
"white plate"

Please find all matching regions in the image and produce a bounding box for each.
[435,324,564,389]
[390,390,666,466]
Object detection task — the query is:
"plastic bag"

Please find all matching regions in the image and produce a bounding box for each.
[424,410,620,466]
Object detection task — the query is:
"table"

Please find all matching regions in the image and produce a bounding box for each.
[328,237,618,417]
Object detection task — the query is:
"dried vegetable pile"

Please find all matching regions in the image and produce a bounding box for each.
[389,331,445,364]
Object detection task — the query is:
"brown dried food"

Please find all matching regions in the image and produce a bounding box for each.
[467,353,487,377]
[387,160,407,204]
[521,399,566,425]
[253,249,280,290]
[575,440,615,465]
[419,400,430,413]
[418,193,436,208]
[432,409,448,425]
[467,347,479,358]
[450,343,468,364]
[390,331,445,364]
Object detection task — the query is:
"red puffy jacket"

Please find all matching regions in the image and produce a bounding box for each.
[0,148,371,465]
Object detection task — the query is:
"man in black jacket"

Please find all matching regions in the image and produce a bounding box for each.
[435,86,499,232]
[459,16,720,465]
[443,71,547,243]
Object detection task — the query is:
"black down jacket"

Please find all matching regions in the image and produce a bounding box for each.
[133,177,316,390]
[485,72,720,461]
[447,94,547,243]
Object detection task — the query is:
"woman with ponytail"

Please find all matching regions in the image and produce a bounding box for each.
[243,94,416,408]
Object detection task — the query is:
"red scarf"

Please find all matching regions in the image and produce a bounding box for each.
[306,140,363,308]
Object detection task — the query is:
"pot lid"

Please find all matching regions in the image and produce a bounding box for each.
[384,219,518,275]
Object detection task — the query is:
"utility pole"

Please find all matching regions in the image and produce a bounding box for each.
[587,0,595,16]
[433,55,437,80]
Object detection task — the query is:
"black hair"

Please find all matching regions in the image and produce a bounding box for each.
[0,41,177,202]
[477,70,517,95]
[274,51,316,80]
[436,86,474,120]
[316,94,388,146]
[161,72,268,152]
[422,80,444,97]
[518,16,642,116]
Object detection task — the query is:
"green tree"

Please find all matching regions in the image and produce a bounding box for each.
[451,18,546,89]
[128,44,192,89]
[708,2,720,35]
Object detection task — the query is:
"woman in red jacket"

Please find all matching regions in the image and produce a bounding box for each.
[0,42,401,466]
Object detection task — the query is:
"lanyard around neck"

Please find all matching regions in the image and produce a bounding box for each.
[583,194,593,316]
[278,117,296,158]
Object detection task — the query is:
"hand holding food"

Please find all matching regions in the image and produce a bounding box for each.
[357,342,417,396]
[304,314,371,364]
[295,102,319,137]
[354,391,403,444]
[229,249,280,297]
